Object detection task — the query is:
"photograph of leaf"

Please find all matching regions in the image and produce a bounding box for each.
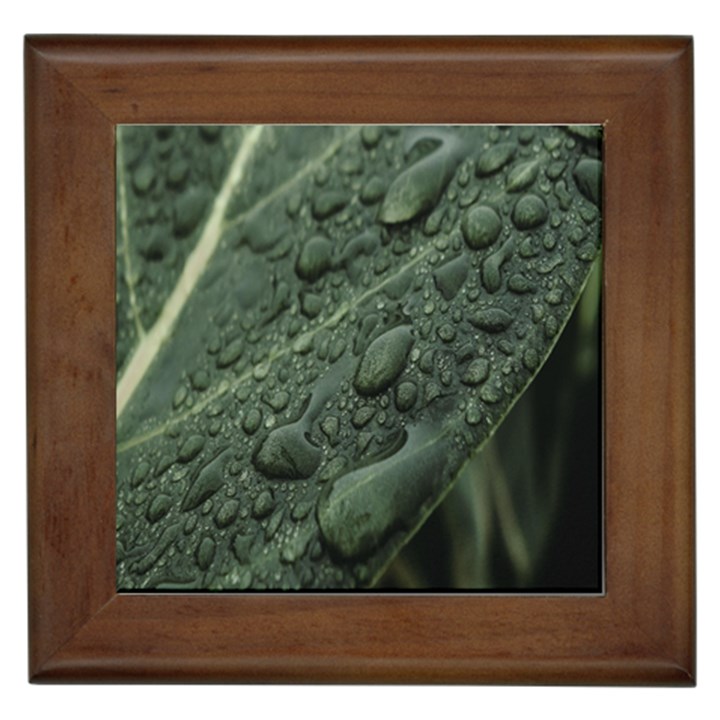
[115,124,602,591]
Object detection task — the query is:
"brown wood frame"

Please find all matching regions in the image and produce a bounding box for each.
[26,36,695,684]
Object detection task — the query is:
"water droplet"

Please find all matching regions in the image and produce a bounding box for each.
[232,533,253,564]
[184,514,197,535]
[545,315,559,338]
[180,447,225,509]
[475,142,517,176]
[468,308,514,333]
[461,205,502,251]
[461,358,490,386]
[291,500,314,522]
[312,190,350,220]
[132,163,155,195]
[300,292,323,319]
[379,132,464,224]
[419,349,435,374]
[253,361,270,381]
[394,381,418,412]
[131,461,151,489]
[217,338,244,369]
[173,384,189,409]
[132,523,181,575]
[546,160,567,181]
[576,242,597,262]
[191,369,211,391]
[155,454,174,477]
[215,499,240,528]
[173,187,208,237]
[360,176,386,205]
[425,382,442,404]
[465,402,483,426]
[512,194,548,230]
[178,435,205,463]
[354,326,414,396]
[518,127,535,144]
[481,238,514,293]
[352,405,377,429]
[167,158,189,189]
[423,209,444,236]
[317,425,447,560]
[265,509,284,540]
[437,324,456,343]
[281,528,313,563]
[338,231,381,282]
[328,337,347,363]
[252,490,275,519]
[320,415,340,446]
[361,126,382,149]
[146,494,172,523]
[196,537,216,571]
[523,347,539,370]
[267,391,290,413]
[479,381,503,404]
[253,424,323,480]
[199,125,221,142]
[537,255,564,274]
[545,287,564,305]
[296,235,333,282]
[243,408,262,435]
[554,180,573,211]
[506,160,539,193]
[508,274,534,294]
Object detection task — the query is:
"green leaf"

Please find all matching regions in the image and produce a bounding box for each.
[116,124,602,590]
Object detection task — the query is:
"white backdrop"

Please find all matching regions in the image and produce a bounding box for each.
[3,1,716,716]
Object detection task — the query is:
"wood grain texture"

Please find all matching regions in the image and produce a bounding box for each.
[25,36,695,684]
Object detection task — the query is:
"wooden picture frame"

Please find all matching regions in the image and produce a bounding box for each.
[26,36,694,684]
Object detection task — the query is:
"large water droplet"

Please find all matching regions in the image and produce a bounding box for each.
[461,205,502,250]
[481,238,514,293]
[378,131,464,224]
[178,435,205,463]
[433,255,470,301]
[512,194,548,230]
[253,424,323,480]
[146,493,172,523]
[505,160,539,193]
[317,425,448,560]
[180,449,228,511]
[354,326,414,396]
[468,307,514,333]
[475,142,517,176]
[573,158,602,206]
[461,358,490,386]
